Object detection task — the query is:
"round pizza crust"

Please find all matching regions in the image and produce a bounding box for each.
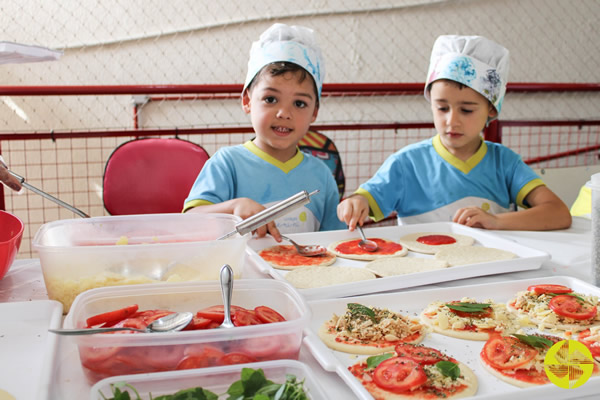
[317,319,425,355]
[365,257,449,277]
[258,245,337,270]
[360,361,478,400]
[284,266,376,289]
[420,310,492,341]
[327,238,408,261]
[434,246,517,266]
[479,357,542,388]
[399,232,475,254]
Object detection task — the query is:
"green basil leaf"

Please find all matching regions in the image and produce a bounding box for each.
[348,303,376,320]
[445,302,491,313]
[512,334,553,349]
[366,352,394,369]
[435,360,460,380]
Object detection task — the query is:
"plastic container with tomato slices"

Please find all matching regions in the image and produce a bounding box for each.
[62,279,310,384]
[89,359,327,399]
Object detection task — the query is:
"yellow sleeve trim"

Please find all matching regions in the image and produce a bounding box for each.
[570,185,591,217]
[182,199,214,213]
[516,178,545,208]
[355,188,385,222]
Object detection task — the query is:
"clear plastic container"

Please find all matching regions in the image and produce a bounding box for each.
[63,279,310,384]
[89,359,327,399]
[32,213,247,312]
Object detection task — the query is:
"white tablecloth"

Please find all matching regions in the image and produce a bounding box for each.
[0,217,594,399]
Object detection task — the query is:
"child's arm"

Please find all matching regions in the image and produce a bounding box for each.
[337,194,370,231]
[187,198,282,240]
[453,186,572,231]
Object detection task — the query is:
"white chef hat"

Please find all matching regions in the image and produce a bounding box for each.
[243,23,325,98]
[424,35,510,119]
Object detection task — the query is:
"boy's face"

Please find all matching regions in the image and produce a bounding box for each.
[429,80,497,160]
[242,70,318,163]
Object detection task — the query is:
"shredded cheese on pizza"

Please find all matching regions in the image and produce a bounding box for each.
[329,306,423,343]
[423,364,469,390]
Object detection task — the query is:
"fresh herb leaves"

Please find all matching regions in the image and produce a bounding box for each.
[365,353,394,369]
[435,360,460,380]
[347,303,376,321]
[445,302,491,313]
[512,334,553,349]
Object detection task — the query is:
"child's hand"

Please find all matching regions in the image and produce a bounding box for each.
[337,194,369,231]
[452,206,501,230]
[232,198,282,240]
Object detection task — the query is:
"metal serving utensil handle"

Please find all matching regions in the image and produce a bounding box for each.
[217,190,319,240]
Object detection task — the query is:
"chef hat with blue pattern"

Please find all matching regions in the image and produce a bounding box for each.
[243,23,325,99]
[425,35,510,120]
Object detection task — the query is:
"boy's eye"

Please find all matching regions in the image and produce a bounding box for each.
[294,100,308,108]
[263,96,277,104]
[461,108,474,114]
[436,106,449,112]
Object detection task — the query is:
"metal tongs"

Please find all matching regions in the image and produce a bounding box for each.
[217,190,319,240]
[1,156,89,218]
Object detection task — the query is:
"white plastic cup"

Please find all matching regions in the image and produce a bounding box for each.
[590,173,600,285]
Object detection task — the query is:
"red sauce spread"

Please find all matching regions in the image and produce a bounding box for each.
[335,238,403,255]
[259,245,334,267]
[417,234,456,246]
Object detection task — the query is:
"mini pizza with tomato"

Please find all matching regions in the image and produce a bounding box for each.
[420,297,520,340]
[578,326,600,362]
[480,333,599,388]
[348,343,478,399]
[507,284,600,332]
[318,303,427,355]
[327,238,408,261]
[398,232,475,255]
[258,244,336,270]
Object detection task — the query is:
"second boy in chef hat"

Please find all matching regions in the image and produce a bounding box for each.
[338,35,571,231]
[184,23,345,238]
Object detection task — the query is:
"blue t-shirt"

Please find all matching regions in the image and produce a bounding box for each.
[184,140,345,232]
[358,135,545,224]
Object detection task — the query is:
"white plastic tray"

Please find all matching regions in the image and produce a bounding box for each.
[246,222,550,300]
[303,275,600,400]
[0,300,63,400]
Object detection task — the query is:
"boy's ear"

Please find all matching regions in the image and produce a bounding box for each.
[241,90,251,114]
[488,104,498,119]
[310,104,319,123]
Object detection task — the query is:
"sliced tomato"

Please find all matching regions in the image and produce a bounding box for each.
[481,335,538,370]
[131,345,185,371]
[85,304,139,327]
[232,309,262,326]
[239,335,281,359]
[196,305,247,323]
[254,306,286,324]
[549,295,598,320]
[219,352,257,365]
[372,357,427,393]
[527,284,573,295]
[182,316,213,330]
[394,343,448,365]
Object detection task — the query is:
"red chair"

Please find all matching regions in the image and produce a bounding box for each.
[103,138,209,215]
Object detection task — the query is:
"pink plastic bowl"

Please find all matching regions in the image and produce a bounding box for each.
[0,210,24,280]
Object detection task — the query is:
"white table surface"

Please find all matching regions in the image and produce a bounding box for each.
[0,217,595,399]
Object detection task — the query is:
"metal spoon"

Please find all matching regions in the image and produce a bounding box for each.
[48,311,194,335]
[356,225,378,252]
[218,264,235,329]
[280,234,327,257]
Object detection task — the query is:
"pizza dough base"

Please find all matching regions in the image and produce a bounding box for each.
[259,245,337,270]
[365,257,449,277]
[317,320,425,355]
[419,310,493,341]
[284,266,376,289]
[327,238,408,261]
[359,361,478,400]
[479,357,544,388]
[434,246,517,266]
[399,232,475,254]
[506,301,600,332]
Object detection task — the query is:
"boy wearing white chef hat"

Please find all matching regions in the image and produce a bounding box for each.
[338,35,571,231]
[184,23,345,238]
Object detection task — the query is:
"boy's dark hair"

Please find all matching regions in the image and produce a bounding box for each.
[426,79,467,95]
[246,62,319,106]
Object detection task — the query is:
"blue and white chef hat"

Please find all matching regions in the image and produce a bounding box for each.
[243,23,325,99]
[424,35,510,120]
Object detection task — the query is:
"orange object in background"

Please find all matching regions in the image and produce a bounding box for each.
[0,210,24,280]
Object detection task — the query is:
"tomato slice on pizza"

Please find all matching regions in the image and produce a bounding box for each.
[327,238,408,261]
[349,345,478,399]
[258,244,336,270]
[318,303,427,355]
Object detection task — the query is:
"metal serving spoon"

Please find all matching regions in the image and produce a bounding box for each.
[356,225,378,252]
[218,264,235,329]
[48,311,194,335]
[280,234,327,257]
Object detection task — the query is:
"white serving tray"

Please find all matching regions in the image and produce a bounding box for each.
[303,275,600,400]
[246,222,550,300]
[0,300,63,400]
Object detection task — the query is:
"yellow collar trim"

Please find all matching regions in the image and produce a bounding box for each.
[243,140,303,173]
[432,134,487,174]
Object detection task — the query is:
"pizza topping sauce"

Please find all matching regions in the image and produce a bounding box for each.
[258,245,334,267]
[417,234,457,246]
[334,238,404,255]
